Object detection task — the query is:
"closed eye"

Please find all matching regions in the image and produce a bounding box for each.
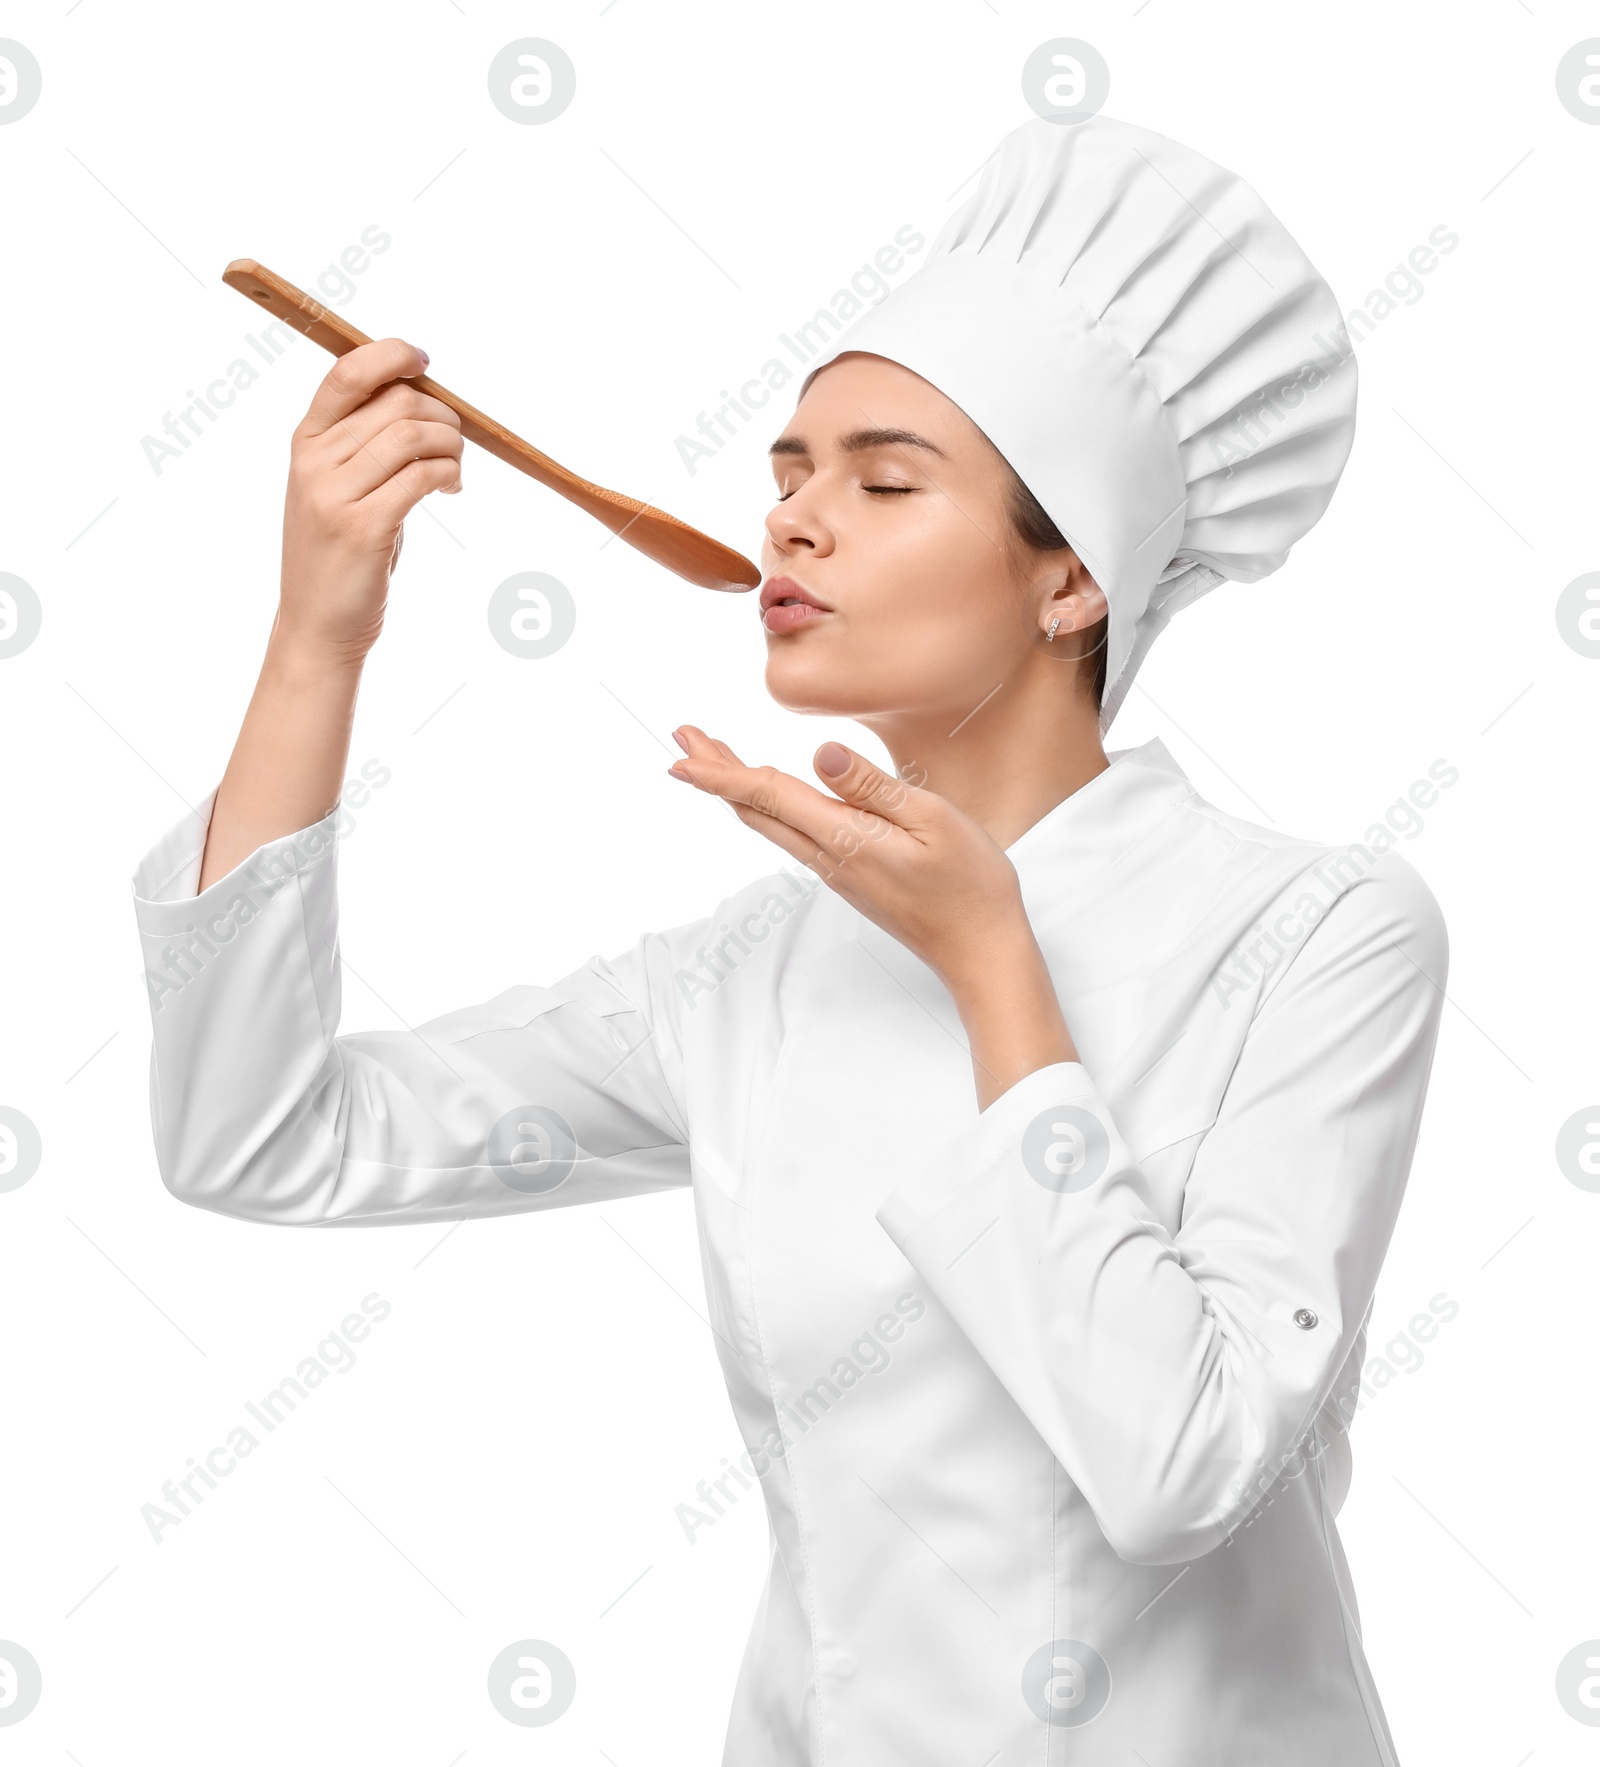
[772,485,917,502]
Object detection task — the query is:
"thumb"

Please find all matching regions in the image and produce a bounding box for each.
[813,741,922,823]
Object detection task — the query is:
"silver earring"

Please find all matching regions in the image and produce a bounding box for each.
[1045,615,1061,643]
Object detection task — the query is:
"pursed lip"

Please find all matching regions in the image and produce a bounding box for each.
[759,576,833,614]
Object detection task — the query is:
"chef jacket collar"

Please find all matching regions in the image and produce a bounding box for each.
[1006,735,1194,882]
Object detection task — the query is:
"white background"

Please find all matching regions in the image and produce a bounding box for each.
[2,0,1596,1760]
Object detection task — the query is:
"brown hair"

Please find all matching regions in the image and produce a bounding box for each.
[1003,469,1108,708]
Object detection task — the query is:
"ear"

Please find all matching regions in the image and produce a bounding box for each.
[1032,550,1107,643]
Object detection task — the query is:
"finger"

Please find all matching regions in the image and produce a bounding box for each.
[300,338,431,437]
[721,796,884,901]
[334,417,465,502]
[812,741,928,830]
[725,798,828,871]
[667,733,872,886]
[677,763,838,876]
[362,453,464,529]
[674,723,743,766]
[324,381,462,469]
[670,745,891,859]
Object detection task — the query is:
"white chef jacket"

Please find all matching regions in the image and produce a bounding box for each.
[131,736,1447,1765]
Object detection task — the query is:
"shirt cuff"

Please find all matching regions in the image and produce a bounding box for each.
[130,784,345,937]
[874,1058,1105,1246]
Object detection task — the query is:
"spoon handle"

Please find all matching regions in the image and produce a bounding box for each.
[221,258,759,592]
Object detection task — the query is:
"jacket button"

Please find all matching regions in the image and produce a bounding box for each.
[1293,1308,1318,1330]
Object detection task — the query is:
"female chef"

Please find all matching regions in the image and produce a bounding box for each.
[133,114,1446,1765]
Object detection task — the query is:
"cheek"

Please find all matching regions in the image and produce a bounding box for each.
[856,500,1012,633]
[890,518,1023,658]
[895,592,1021,697]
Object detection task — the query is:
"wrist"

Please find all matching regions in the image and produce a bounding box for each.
[263,618,371,688]
[936,909,1046,1005]
[942,920,1080,1109]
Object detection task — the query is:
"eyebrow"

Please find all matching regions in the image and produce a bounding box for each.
[767,425,950,461]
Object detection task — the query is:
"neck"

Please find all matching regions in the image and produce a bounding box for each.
[856,663,1111,850]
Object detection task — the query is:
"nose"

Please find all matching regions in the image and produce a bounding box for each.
[765,481,829,556]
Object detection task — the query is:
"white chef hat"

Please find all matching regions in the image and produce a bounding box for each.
[798,113,1358,730]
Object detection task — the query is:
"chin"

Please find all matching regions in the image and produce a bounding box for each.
[763,649,881,718]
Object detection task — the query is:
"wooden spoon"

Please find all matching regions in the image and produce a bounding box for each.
[221,259,760,593]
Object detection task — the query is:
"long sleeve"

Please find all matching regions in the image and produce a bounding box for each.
[132,788,698,1227]
[872,850,1448,1566]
